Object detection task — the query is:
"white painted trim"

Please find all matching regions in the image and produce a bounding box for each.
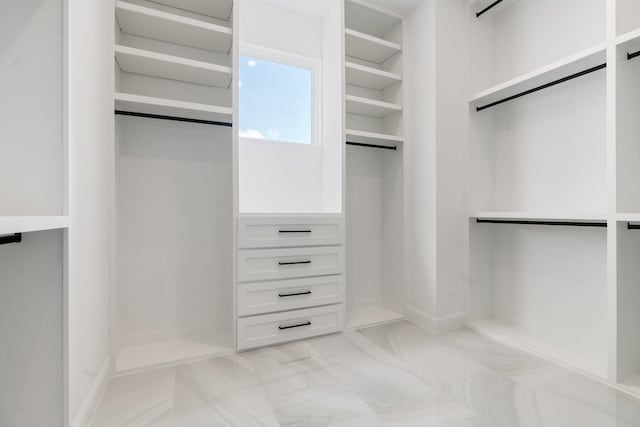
[406,306,466,333]
[72,357,111,427]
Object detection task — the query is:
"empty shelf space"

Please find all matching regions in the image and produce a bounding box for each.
[468,319,607,379]
[347,305,404,329]
[114,45,232,88]
[116,1,232,53]
[345,61,401,90]
[0,216,69,235]
[346,95,401,118]
[473,212,608,224]
[345,29,401,64]
[470,43,606,110]
[149,0,233,21]
[345,0,402,39]
[115,92,232,123]
[115,332,233,375]
[346,129,403,147]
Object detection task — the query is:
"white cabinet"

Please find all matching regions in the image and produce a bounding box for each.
[238,216,344,248]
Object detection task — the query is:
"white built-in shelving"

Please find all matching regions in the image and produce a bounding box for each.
[345,29,401,64]
[346,94,401,118]
[115,92,233,122]
[0,217,70,235]
[345,61,401,90]
[150,0,233,20]
[345,129,403,146]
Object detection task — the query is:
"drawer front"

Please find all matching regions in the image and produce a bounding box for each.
[237,305,343,350]
[238,276,344,317]
[238,216,344,249]
[238,246,344,282]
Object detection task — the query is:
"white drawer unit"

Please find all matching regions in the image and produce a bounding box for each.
[237,246,344,282]
[238,216,344,249]
[237,305,343,350]
[238,276,344,317]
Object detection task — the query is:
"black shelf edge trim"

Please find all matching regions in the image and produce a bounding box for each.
[476,219,607,228]
[346,141,397,151]
[115,110,233,127]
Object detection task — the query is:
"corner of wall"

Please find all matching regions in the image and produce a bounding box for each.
[71,356,111,427]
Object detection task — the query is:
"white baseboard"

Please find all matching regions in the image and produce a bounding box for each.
[406,306,466,333]
[72,357,111,427]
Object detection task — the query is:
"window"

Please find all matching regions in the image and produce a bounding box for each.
[239,47,319,145]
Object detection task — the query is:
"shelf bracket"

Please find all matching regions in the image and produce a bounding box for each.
[115,110,232,128]
[476,219,607,228]
[346,141,397,151]
[0,233,22,246]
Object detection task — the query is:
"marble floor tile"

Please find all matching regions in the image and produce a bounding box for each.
[91,322,640,427]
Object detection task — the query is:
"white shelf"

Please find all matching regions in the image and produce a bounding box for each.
[345,29,401,64]
[116,1,232,53]
[468,319,607,379]
[345,0,402,39]
[346,95,401,118]
[617,28,640,48]
[347,305,404,329]
[617,213,640,222]
[345,129,404,147]
[0,216,69,235]
[115,45,232,88]
[345,61,401,90]
[472,212,608,223]
[470,43,607,109]
[149,0,233,21]
[115,332,233,375]
[115,92,232,123]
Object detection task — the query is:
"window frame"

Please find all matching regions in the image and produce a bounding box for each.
[239,43,322,146]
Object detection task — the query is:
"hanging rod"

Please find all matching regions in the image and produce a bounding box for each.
[628,223,640,230]
[0,233,22,245]
[115,110,233,127]
[346,141,397,151]
[628,50,640,61]
[476,0,503,18]
[476,63,607,112]
[476,219,607,228]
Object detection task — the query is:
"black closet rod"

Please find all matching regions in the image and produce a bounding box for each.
[476,0,503,18]
[628,50,640,61]
[346,141,397,151]
[0,233,22,245]
[115,110,233,128]
[628,223,640,230]
[476,63,607,112]
[476,219,607,228]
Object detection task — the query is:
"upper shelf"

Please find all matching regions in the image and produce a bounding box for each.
[115,45,232,88]
[345,61,401,90]
[0,216,69,235]
[149,0,233,21]
[345,29,401,64]
[345,129,403,147]
[115,1,232,53]
[617,28,640,53]
[346,95,401,118]
[470,43,606,110]
[472,212,608,224]
[115,92,232,124]
[345,0,402,39]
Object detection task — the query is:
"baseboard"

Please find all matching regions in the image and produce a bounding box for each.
[406,306,466,333]
[72,356,111,427]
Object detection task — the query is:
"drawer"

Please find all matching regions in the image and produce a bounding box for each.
[238,276,344,316]
[238,216,344,249]
[237,305,343,351]
[238,246,344,282]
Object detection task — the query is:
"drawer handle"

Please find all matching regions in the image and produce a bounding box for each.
[278,260,312,266]
[279,229,312,233]
[278,321,312,330]
[279,291,312,298]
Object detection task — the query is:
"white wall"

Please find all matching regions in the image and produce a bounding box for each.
[238,0,342,213]
[67,0,113,425]
[404,0,468,330]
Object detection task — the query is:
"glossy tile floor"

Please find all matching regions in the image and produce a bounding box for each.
[91,322,640,426]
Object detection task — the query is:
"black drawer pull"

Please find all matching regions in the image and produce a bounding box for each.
[279,229,312,233]
[278,260,312,266]
[279,291,312,298]
[278,321,311,330]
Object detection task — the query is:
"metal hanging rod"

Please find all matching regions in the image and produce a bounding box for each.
[628,50,640,61]
[476,219,607,228]
[476,63,607,112]
[476,0,503,18]
[0,233,22,245]
[346,141,397,151]
[115,110,233,128]
[628,223,640,230]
